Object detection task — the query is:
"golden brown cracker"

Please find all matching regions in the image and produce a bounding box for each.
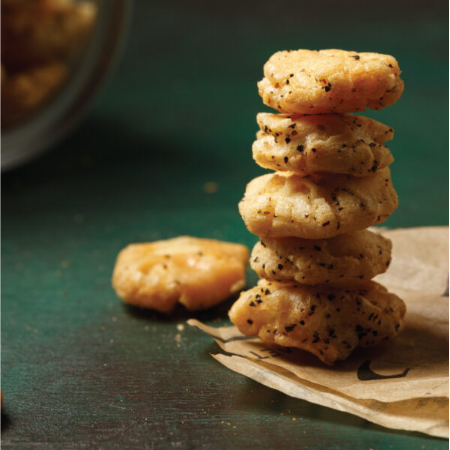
[112,237,248,313]
[238,169,398,239]
[229,279,406,365]
[258,49,404,114]
[251,230,392,288]
[253,113,394,176]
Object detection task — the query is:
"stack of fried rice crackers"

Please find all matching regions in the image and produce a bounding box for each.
[230,49,407,365]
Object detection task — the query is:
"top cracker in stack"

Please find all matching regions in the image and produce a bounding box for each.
[230,49,406,365]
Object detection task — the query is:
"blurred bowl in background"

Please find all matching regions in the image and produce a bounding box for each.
[1,0,131,172]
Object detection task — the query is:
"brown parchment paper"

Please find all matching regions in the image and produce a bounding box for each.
[188,227,449,438]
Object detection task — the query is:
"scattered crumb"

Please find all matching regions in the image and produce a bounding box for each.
[177,324,185,332]
[112,317,117,323]
[144,325,149,331]
[203,181,219,194]
[109,339,114,344]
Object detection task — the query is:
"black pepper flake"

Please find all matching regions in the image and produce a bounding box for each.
[299,320,305,325]
[278,264,284,270]
[285,138,291,144]
[265,289,270,295]
[297,145,304,152]
[284,157,288,163]
[247,319,253,325]
[322,221,330,227]
[355,324,363,332]
[311,148,317,153]
[352,55,360,60]
[249,301,256,306]
[285,324,296,332]
[314,245,321,251]
[327,294,336,301]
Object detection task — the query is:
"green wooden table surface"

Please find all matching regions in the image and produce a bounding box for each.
[2,1,448,448]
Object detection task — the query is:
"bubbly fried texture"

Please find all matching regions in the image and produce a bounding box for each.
[253,113,394,176]
[229,280,406,365]
[239,169,398,239]
[112,237,249,313]
[1,0,97,70]
[258,49,404,114]
[1,61,68,125]
[251,230,392,288]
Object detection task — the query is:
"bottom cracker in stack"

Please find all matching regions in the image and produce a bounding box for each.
[229,230,406,365]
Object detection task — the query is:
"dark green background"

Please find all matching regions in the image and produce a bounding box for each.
[2,0,448,448]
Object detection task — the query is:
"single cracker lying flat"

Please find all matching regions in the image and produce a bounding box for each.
[258,49,404,114]
[238,168,398,239]
[229,279,406,365]
[112,236,249,313]
[251,230,392,288]
[253,113,394,176]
